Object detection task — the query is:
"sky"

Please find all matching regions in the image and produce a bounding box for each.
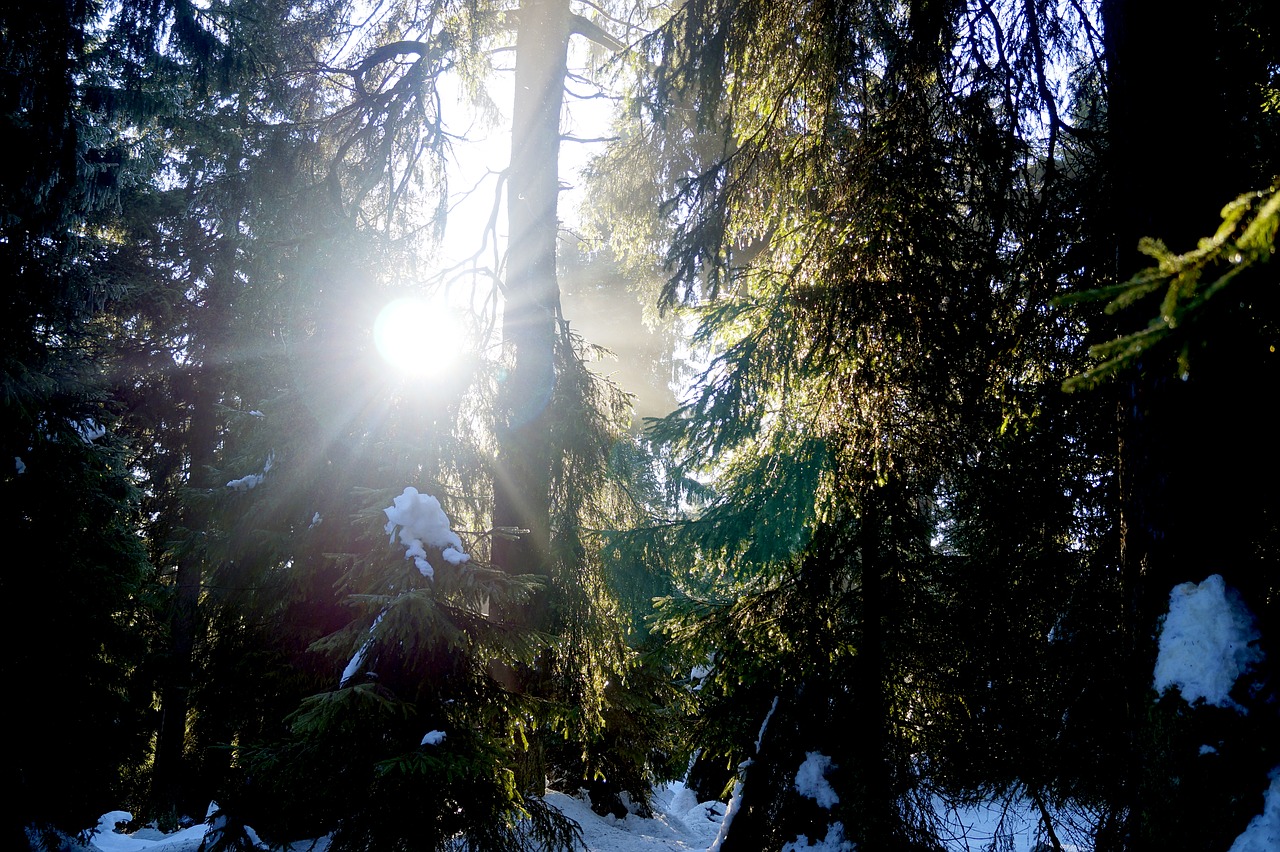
[70,573,1276,852]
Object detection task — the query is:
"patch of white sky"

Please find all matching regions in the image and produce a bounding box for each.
[951,0,1103,172]
[431,26,618,275]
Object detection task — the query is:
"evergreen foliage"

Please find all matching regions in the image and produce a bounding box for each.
[582,0,1213,848]
[100,0,676,843]
[2,1,172,843]
[7,0,1280,850]
[1063,181,1280,390]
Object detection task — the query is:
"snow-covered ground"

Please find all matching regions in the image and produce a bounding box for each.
[81,782,727,852]
[73,574,1278,852]
[73,785,1063,852]
[70,772,1280,852]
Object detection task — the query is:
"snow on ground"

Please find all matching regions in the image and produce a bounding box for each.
[72,777,1277,852]
[86,808,226,852]
[547,783,727,852]
[72,785,1097,852]
[80,783,727,852]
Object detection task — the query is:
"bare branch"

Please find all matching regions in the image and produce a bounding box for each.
[569,11,625,54]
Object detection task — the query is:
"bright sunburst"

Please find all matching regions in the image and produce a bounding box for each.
[373,295,465,377]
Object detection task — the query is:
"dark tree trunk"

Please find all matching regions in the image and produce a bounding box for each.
[717,685,841,852]
[490,0,572,794]
[492,0,570,629]
[1104,1,1269,619]
[1102,3,1280,848]
[151,364,215,821]
[852,485,894,848]
[719,486,907,851]
[151,230,238,820]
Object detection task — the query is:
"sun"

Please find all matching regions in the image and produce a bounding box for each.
[373,295,466,377]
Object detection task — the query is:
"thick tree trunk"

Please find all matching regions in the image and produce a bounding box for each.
[852,485,894,847]
[717,685,839,852]
[719,490,902,851]
[1102,4,1278,848]
[152,230,238,819]
[1104,2,1259,615]
[492,0,570,628]
[491,0,571,794]
[1103,4,1213,844]
[151,366,215,821]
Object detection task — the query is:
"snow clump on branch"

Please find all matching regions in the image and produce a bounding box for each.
[1153,573,1263,711]
[795,752,839,808]
[383,486,470,581]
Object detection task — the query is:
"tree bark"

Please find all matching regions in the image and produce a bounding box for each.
[852,482,895,847]
[151,228,238,819]
[492,0,570,628]
[151,364,214,821]
[490,0,571,794]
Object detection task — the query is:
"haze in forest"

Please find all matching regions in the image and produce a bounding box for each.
[5,2,1278,852]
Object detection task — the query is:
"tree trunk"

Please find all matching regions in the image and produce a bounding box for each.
[151,229,238,820]
[492,0,570,627]
[151,365,214,821]
[718,490,900,851]
[491,0,571,794]
[1102,3,1278,848]
[1103,3,1212,843]
[852,482,895,847]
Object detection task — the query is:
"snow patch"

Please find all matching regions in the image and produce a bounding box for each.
[227,452,275,492]
[383,487,470,581]
[795,752,839,808]
[340,612,385,687]
[226,473,263,492]
[755,695,778,752]
[782,822,855,852]
[1229,768,1280,852]
[1153,574,1263,711]
[710,696,778,851]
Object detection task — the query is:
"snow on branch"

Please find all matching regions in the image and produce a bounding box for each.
[795,752,839,809]
[383,486,470,581]
[1154,574,1264,712]
[227,451,274,492]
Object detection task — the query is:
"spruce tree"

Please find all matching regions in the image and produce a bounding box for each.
[117,0,685,843]
[267,0,682,820]
[588,0,1131,847]
[1,0,170,843]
